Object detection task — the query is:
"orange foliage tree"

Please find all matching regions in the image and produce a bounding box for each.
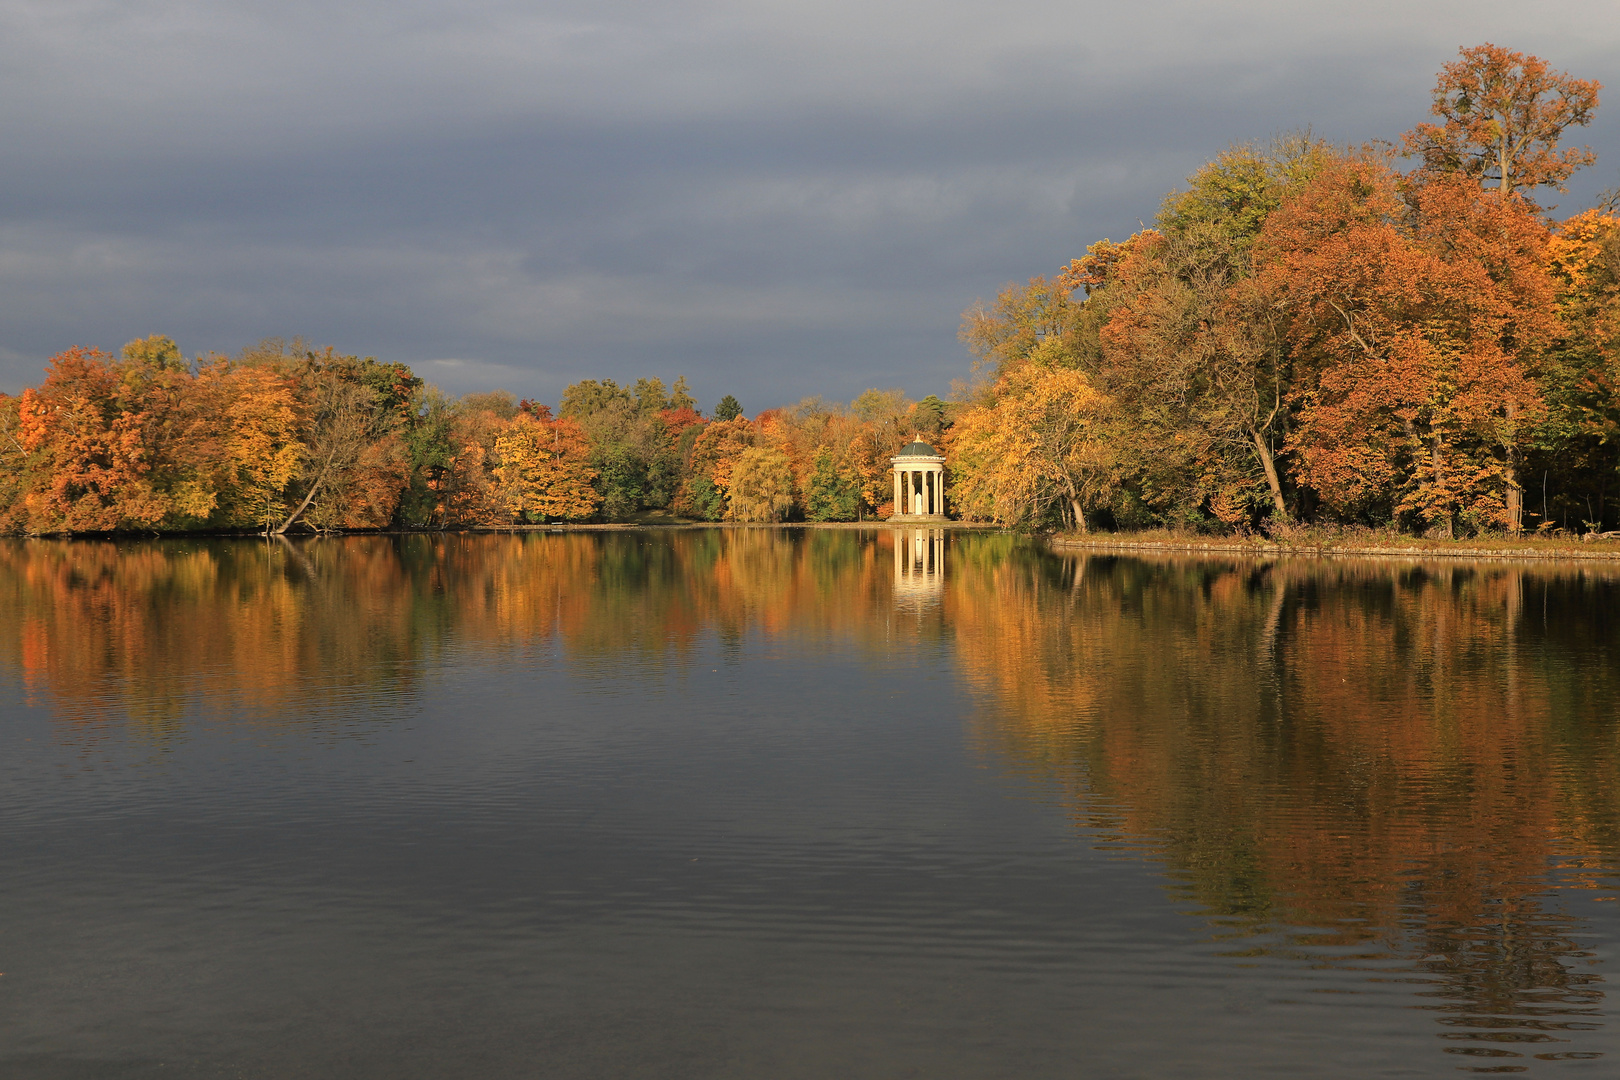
[1256,159,1557,534]
[14,346,184,532]
[1403,43,1600,203]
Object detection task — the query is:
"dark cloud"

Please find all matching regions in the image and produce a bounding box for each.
[1,1,1616,409]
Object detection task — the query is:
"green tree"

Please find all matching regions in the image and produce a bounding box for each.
[806,447,860,521]
[713,394,743,422]
[632,377,669,414]
[594,444,646,520]
[120,334,186,372]
[560,378,632,418]
[913,395,948,437]
[401,386,456,526]
[683,474,726,521]
[670,375,697,412]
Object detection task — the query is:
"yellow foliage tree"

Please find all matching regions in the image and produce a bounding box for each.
[493,414,601,522]
[727,445,795,522]
[210,364,307,530]
[950,363,1119,531]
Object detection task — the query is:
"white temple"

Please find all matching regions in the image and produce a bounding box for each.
[889,436,946,520]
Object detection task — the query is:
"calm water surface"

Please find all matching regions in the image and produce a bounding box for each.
[3,529,1619,1078]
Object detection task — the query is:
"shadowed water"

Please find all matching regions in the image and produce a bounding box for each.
[2,530,1618,1077]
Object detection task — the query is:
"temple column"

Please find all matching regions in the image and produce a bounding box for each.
[893,469,902,517]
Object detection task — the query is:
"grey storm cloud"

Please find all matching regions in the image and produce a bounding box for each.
[1,0,1617,407]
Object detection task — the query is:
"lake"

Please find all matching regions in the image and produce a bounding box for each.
[2,529,1618,1078]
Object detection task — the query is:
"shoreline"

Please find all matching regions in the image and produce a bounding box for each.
[14,522,1620,564]
[4,520,1006,540]
[1044,532,1620,563]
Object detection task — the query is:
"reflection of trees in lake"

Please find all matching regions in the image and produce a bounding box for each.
[949,548,1620,1066]
[8,533,1618,1063]
[0,530,937,738]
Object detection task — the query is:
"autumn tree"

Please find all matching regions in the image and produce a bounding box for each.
[1403,43,1601,203]
[676,416,752,520]
[1534,210,1620,529]
[1069,139,1336,526]
[728,445,795,522]
[268,349,407,533]
[1256,158,1557,534]
[950,363,1119,531]
[1154,136,1332,251]
[0,393,24,533]
[959,276,1088,380]
[438,392,515,526]
[201,361,307,530]
[14,347,178,532]
[494,413,601,521]
[1089,225,1291,523]
[559,378,633,419]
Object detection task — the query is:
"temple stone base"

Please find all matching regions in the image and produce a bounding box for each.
[887,514,950,523]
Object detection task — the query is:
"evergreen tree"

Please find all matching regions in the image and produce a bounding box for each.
[713,394,743,422]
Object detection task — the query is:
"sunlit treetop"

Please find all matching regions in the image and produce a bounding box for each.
[1402,43,1601,204]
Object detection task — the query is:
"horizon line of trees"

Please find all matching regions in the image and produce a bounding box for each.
[3,43,1619,539]
[0,333,956,534]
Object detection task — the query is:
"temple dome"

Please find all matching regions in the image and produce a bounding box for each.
[893,437,943,460]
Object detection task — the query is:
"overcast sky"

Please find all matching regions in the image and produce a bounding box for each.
[1,1,1617,411]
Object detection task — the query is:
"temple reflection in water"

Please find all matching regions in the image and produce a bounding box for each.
[891,528,946,612]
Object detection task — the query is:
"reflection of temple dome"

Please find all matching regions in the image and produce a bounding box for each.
[893,438,944,460]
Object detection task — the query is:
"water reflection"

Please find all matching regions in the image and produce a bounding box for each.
[893,528,947,614]
[952,549,1620,1071]
[3,531,1618,1072]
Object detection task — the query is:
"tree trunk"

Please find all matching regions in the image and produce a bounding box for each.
[1504,400,1522,532]
[1249,428,1288,518]
[1505,465,1523,533]
[274,452,335,536]
[1431,436,1454,539]
[1061,477,1087,534]
[1499,115,1511,197]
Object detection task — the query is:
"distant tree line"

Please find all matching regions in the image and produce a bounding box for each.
[0,335,954,533]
